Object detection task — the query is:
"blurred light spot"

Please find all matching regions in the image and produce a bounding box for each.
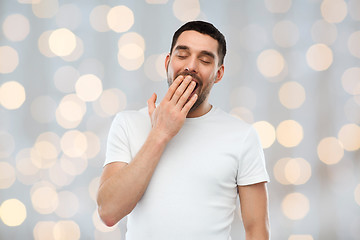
[61,130,87,158]
[289,235,314,240]
[285,158,311,185]
[265,0,292,13]
[38,31,56,58]
[49,161,75,187]
[117,32,146,71]
[83,131,101,159]
[118,32,146,52]
[89,177,100,202]
[93,88,127,117]
[230,107,254,124]
[348,31,360,59]
[273,157,291,185]
[0,46,19,73]
[53,220,81,240]
[355,184,360,206]
[0,131,15,158]
[344,98,360,124]
[278,81,306,109]
[311,20,337,45]
[341,67,360,95]
[306,43,333,71]
[56,4,82,30]
[60,36,84,62]
[55,191,79,218]
[89,5,111,32]
[272,20,299,48]
[338,124,360,151]
[253,121,276,149]
[348,0,360,21]
[54,66,79,93]
[60,155,88,176]
[34,221,56,240]
[240,24,268,52]
[31,95,57,123]
[257,49,285,78]
[18,0,41,3]
[32,0,59,18]
[31,185,59,214]
[276,120,303,147]
[230,87,257,110]
[282,192,309,220]
[0,81,25,109]
[56,94,86,129]
[49,28,77,56]
[107,5,134,33]
[317,137,344,164]
[78,58,105,79]
[144,54,167,82]
[146,0,168,3]
[321,0,347,23]
[173,0,200,22]
[75,74,103,102]
[0,162,16,189]
[2,14,30,42]
[16,148,39,177]
[118,52,144,71]
[92,210,118,232]
[31,141,58,169]
[119,43,144,59]
[0,199,27,226]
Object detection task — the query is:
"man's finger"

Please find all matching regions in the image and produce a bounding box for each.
[181,93,198,114]
[176,80,196,109]
[147,93,157,117]
[164,75,185,101]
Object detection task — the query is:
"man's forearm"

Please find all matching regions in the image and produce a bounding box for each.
[97,129,169,226]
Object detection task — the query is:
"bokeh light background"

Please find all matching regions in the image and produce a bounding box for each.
[1,0,360,239]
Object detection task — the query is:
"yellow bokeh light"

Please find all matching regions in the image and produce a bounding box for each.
[264,0,292,13]
[60,155,88,176]
[278,81,306,109]
[348,31,360,59]
[0,199,27,226]
[144,54,167,82]
[2,14,30,42]
[56,94,86,129]
[272,20,299,48]
[60,36,84,62]
[38,31,56,58]
[16,148,40,177]
[31,185,59,214]
[83,131,101,159]
[306,43,333,71]
[337,124,360,151]
[253,121,276,149]
[173,0,201,22]
[282,192,310,220]
[317,137,344,165]
[321,0,347,23]
[48,162,75,187]
[33,221,56,240]
[32,0,59,18]
[230,107,254,124]
[53,220,81,240]
[31,141,58,169]
[0,81,26,110]
[118,52,145,71]
[90,5,111,32]
[0,131,15,158]
[61,130,88,158]
[107,5,134,33]
[276,120,303,147]
[311,20,337,46]
[117,32,146,71]
[355,184,360,206]
[55,191,79,218]
[257,49,285,78]
[289,235,314,240]
[93,88,127,117]
[0,161,16,189]
[119,43,144,60]
[274,158,312,185]
[0,46,19,73]
[75,74,103,102]
[341,67,360,95]
[49,28,77,57]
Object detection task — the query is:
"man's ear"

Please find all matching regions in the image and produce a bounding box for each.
[215,65,224,83]
[165,54,170,71]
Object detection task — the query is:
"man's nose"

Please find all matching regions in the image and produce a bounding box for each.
[184,57,198,73]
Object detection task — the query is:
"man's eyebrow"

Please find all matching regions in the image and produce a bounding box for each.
[199,50,215,60]
[174,45,190,51]
[174,45,215,59]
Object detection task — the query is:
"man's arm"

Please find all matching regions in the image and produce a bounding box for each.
[238,182,270,240]
[97,75,197,227]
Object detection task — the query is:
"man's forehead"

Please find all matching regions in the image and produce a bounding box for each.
[174,30,219,55]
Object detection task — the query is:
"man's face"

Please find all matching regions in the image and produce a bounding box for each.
[165,30,224,112]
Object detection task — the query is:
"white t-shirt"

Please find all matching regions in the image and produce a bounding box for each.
[105,106,269,240]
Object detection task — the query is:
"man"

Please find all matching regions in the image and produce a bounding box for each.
[97,21,270,240]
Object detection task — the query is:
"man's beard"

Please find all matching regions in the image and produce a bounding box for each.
[167,71,214,112]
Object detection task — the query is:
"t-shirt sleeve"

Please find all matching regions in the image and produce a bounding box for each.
[104,112,132,167]
[237,126,270,186]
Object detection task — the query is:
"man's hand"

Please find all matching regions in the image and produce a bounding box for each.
[147,75,198,141]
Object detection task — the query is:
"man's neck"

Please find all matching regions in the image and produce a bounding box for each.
[186,102,212,118]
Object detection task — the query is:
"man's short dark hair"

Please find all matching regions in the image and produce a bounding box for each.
[170,21,227,66]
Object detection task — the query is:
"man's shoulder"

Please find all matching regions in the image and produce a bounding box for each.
[113,107,149,125]
[213,107,252,129]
